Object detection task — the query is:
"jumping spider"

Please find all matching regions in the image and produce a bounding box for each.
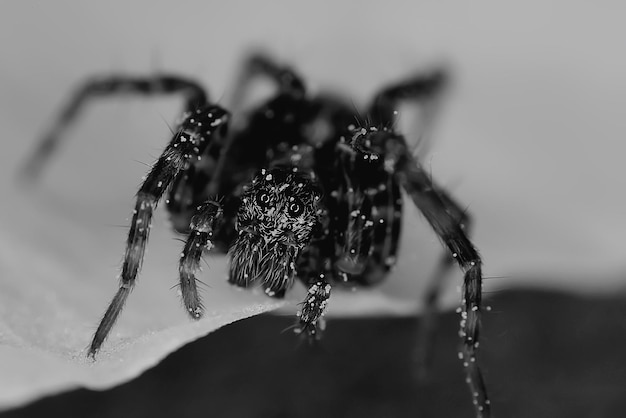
[23,53,490,417]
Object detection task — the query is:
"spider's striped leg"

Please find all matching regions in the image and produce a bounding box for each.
[166,127,231,232]
[230,52,306,110]
[22,75,208,181]
[177,200,223,319]
[415,190,472,380]
[395,142,488,418]
[353,129,490,418]
[88,105,229,357]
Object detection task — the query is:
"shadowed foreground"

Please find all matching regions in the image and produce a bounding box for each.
[3,287,626,418]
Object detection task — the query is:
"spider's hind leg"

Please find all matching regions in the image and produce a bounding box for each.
[22,74,208,182]
[230,51,306,111]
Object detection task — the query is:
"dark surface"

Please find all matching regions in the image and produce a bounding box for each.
[3,288,626,418]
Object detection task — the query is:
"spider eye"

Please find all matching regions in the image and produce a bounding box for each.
[256,191,271,208]
[287,198,304,217]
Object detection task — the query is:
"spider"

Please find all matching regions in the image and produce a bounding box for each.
[22,52,490,417]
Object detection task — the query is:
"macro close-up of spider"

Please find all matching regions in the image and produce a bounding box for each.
[21,52,490,417]
[4,1,626,418]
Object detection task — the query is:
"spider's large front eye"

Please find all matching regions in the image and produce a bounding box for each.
[256,191,272,208]
[287,197,304,217]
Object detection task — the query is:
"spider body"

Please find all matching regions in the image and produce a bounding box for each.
[24,53,490,417]
[166,84,405,299]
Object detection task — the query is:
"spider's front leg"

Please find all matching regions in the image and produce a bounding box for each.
[88,105,229,357]
[351,127,491,417]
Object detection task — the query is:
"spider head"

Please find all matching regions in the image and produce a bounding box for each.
[228,167,321,297]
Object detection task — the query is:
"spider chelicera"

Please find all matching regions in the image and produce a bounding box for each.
[23,52,491,417]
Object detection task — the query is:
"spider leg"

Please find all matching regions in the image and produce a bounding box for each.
[368,68,448,153]
[352,128,490,417]
[166,137,230,233]
[22,75,208,182]
[415,189,472,380]
[230,51,306,110]
[88,105,229,357]
[178,200,223,318]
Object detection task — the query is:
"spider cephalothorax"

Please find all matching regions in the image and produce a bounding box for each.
[24,53,491,418]
[230,167,322,297]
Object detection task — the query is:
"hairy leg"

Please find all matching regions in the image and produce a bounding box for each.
[415,190,472,380]
[88,105,229,356]
[177,200,224,318]
[230,51,306,111]
[352,126,490,418]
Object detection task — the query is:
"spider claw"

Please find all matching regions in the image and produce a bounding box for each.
[186,305,204,320]
[86,348,97,360]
